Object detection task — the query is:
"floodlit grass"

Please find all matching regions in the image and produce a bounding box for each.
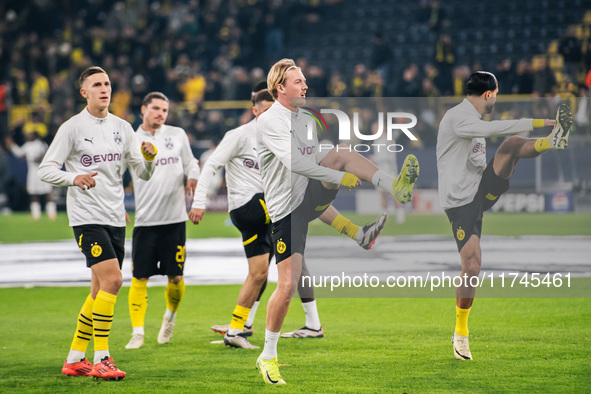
[1,211,589,392]
[2,211,590,243]
[0,286,589,392]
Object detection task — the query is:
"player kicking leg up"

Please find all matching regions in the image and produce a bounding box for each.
[437,71,572,360]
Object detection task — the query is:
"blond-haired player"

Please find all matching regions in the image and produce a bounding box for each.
[255,58,419,384]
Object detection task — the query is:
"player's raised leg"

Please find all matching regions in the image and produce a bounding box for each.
[319,205,388,250]
[320,146,419,204]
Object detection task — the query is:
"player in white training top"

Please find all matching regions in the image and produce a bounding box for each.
[437,71,571,361]
[124,92,200,350]
[190,83,388,349]
[6,131,56,220]
[255,58,419,385]
[39,66,157,380]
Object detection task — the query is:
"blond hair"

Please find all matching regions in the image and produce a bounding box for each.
[267,58,300,99]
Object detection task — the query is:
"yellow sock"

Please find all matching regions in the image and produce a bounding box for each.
[455,306,471,336]
[93,291,117,351]
[330,213,360,240]
[229,304,251,331]
[534,137,551,153]
[165,279,186,313]
[129,277,148,328]
[70,294,94,352]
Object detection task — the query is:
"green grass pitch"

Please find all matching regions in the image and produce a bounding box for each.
[1,211,590,243]
[0,286,590,392]
[0,211,590,392]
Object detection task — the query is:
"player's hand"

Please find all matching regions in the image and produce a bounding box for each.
[125,211,131,223]
[74,172,98,190]
[189,208,205,224]
[141,141,158,161]
[340,172,361,190]
[544,119,556,127]
[185,179,197,196]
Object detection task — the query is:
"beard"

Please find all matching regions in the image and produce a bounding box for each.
[484,102,495,114]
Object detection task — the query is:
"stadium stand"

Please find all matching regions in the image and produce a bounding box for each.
[0,0,590,212]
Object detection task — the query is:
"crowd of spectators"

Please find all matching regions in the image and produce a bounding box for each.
[0,0,590,212]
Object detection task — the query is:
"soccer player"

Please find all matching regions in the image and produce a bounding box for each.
[436,71,572,360]
[124,92,200,350]
[190,84,387,349]
[255,58,419,384]
[38,66,157,380]
[6,131,56,220]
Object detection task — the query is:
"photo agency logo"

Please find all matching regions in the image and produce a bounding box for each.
[301,106,418,153]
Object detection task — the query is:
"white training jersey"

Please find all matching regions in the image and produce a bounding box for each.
[131,124,200,227]
[256,101,344,222]
[11,139,52,195]
[38,108,154,227]
[436,98,534,209]
[192,119,264,212]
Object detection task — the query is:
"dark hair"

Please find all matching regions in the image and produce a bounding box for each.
[251,80,268,103]
[142,92,169,106]
[78,66,106,88]
[253,89,274,105]
[465,71,498,96]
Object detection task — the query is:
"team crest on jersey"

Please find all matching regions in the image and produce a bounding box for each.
[277,240,287,254]
[165,137,174,150]
[91,242,103,257]
[113,130,123,145]
[456,227,465,241]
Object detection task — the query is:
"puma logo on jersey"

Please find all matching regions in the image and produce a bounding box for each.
[84,138,93,144]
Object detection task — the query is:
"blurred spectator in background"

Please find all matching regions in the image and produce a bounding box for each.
[397,64,421,97]
[5,131,56,220]
[513,60,534,94]
[533,57,557,96]
[350,64,369,97]
[558,26,582,84]
[369,32,393,83]
[433,33,455,96]
[0,144,11,214]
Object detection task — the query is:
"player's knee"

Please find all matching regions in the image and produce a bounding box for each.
[465,256,481,276]
[498,135,525,155]
[105,275,123,293]
[323,145,349,170]
[169,275,183,284]
[250,269,268,284]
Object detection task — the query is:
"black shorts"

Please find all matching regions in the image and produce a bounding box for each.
[272,214,292,264]
[445,157,510,252]
[272,180,338,264]
[229,193,272,258]
[73,225,126,268]
[131,222,186,278]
